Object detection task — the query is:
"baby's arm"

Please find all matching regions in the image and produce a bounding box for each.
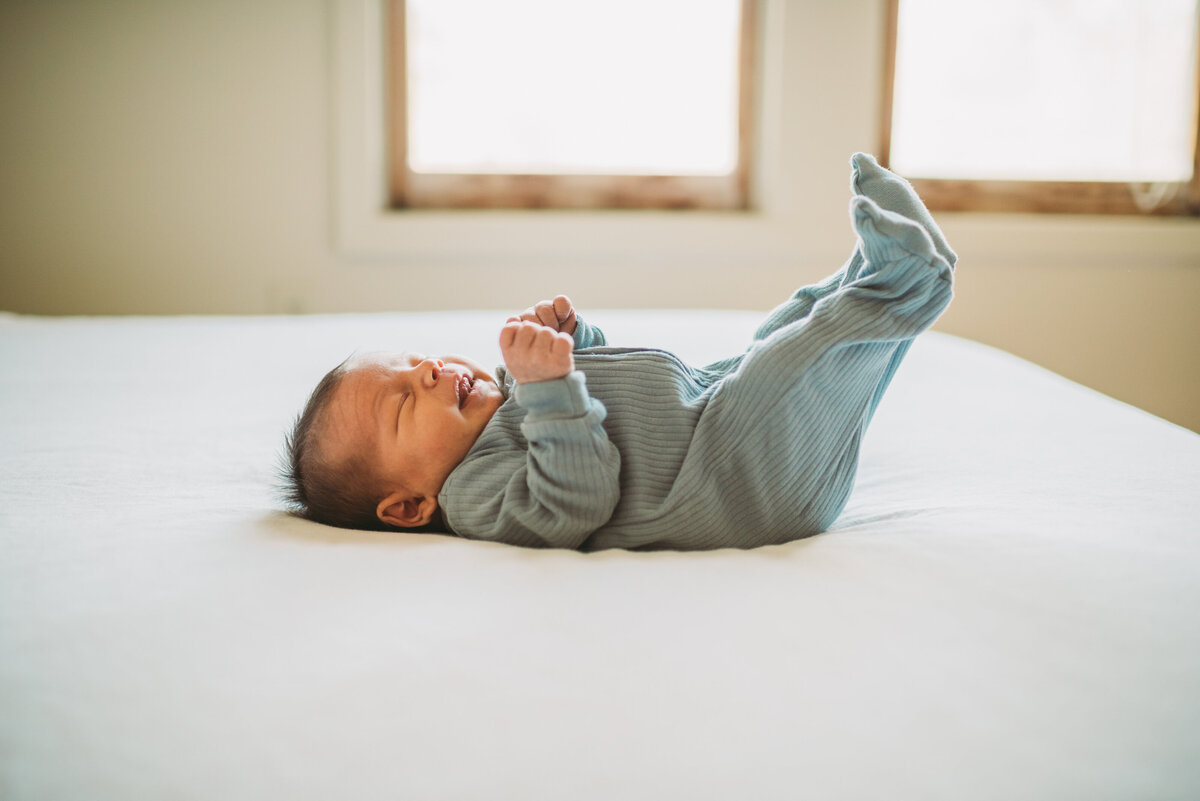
[509,295,607,349]
[439,320,620,549]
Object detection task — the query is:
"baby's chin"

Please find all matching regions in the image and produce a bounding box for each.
[477,382,506,417]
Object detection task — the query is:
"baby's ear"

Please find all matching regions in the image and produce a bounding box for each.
[376,492,438,529]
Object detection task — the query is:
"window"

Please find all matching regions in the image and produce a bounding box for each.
[386,0,756,209]
[881,0,1200,215]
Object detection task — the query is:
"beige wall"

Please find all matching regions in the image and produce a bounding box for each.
[1,0,1198,432]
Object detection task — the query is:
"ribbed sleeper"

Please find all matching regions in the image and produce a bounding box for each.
[439,156,956,551]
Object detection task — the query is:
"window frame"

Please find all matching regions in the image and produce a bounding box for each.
[385,0,757,210]
[879,0,1200,216]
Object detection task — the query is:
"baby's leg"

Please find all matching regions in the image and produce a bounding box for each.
[752,153,955,345]
[847,196,950,422]
[695,197,953,539]
[751,262,851,343]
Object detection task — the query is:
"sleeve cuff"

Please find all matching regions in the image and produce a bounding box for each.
[572,315,608,349]
[514,371,593,420]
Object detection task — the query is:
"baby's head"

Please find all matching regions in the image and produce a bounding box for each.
[282,351,505,531]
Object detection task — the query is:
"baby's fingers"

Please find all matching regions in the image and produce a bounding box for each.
[549,328,574,357]
[528,324,573,361]
[552,295,577,334]
[507,303,555,329]
[499,321,574,383]
[533,301,560,329]
[499,319,524,349]
[500,320,553,352]
[509,297,575,332]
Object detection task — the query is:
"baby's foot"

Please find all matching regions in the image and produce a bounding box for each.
[850,195,943,277]
[849,153,957,270]
[847,195,954,335]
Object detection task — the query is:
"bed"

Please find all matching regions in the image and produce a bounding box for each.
[1,308,1198,800]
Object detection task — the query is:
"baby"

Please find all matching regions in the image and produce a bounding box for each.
[283,154,957,551]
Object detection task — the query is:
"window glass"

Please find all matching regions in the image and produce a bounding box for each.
[405,0,742,176]
[890,0,1198,182]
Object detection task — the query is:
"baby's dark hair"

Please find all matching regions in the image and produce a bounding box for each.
[280,362,391,531]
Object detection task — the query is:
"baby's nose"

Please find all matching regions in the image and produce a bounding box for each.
[419,358,445,385]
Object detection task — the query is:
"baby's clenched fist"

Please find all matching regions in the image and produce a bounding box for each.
[500,320,575,384]
[506,295,577,335]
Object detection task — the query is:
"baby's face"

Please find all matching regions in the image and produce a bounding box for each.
[322,351,505,502]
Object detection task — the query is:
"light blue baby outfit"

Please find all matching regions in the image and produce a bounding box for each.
[438,155,957,551]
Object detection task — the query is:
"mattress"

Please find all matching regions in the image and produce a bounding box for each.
[1,309,1198,800]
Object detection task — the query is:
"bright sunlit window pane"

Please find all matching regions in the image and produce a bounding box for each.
[891,0,1198,182]
[406,0,742,175]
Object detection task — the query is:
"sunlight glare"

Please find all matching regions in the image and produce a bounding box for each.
[891,0,1197,181]
[406,0,742,175]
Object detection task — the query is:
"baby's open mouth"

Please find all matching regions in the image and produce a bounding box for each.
[457,374,475,409]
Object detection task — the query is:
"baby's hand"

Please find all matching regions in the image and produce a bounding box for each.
[507,295,577,336]
[500,320,575,384]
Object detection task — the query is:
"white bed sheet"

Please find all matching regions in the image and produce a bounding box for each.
[1,310,1198,801]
